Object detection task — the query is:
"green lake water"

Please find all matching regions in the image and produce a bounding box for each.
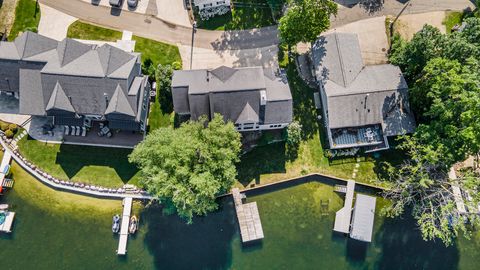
[1,173,480,270]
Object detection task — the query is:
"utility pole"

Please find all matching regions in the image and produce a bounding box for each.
[190,21,197,70]
[389,0,412,50]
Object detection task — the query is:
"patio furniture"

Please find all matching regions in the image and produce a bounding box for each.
[64,126,69,135]
[81,127,86,137]
[70,126,76,136]
[75,126,80,136]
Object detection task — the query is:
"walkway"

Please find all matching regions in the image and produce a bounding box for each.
[333,180,355,234]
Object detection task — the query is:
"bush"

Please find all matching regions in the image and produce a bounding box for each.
[8,124,18,133]
[5,130,14,138]
[286,121,302,146]
[0,122,9,132]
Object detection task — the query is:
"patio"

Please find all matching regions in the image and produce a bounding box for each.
[331,125,385,148]
[63,122,144,149]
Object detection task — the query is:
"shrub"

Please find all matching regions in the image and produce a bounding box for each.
[0,122,9,132]
[286,121,302,146]
[8,124,18,133]
[5,130,14,138]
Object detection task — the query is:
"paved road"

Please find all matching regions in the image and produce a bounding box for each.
[39,0,474,51]
[39,0,279,50]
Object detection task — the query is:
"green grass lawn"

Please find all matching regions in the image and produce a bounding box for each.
[17,137,141,188]
[443,11,464,33]
[235,62,404,189]
[67,20,182,67]
[196,0,278,30]
[8,0,40,40]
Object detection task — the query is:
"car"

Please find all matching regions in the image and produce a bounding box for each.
[109,0,123,7]
[127,0,138,8]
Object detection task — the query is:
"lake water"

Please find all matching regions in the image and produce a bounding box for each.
[0,166,479,270]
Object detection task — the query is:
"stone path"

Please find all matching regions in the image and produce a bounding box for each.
[10,129,27,150]
[352,157,361,179]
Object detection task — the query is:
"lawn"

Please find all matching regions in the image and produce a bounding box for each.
[235,62,403,189]
[8,0,40,40]
[195,0,279,30]
[443,11,464,33]
[67,20,182,68]
[67,20,181,131]
[16,137,141,188]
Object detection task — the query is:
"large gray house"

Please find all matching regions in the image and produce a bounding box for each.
[0,31,150,133]
[311,32,415,152]
[171,66,292,131]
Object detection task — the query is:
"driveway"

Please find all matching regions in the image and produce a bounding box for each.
[155,0,191,27]
[38,4,77,40]
[85,0,150,14]
[331,0,475,28]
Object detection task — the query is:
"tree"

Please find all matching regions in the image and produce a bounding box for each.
[409,57,480,163]
[381,136,480,246]
[278,0,337,48]
[155,64,175,113]
[129,114,242,223]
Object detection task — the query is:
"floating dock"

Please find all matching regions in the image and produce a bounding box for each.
[0,211,15,233]
[232,188,264,243]
[333,180,355,234]
[117,197,132,255]
[0,151,12,190]
[350,194,376,242]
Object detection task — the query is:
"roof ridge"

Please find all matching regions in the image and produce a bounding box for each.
[333,32,347,87]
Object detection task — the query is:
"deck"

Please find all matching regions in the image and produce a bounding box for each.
[333,180,355,234]
[232,188,264,243]
[117,197,133,255]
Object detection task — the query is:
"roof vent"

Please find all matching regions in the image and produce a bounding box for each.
[260,90,267,106]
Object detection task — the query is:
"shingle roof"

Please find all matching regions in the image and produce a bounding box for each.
[211,65,237,82]
[236,102,259,124]
[312,32,415,136]
[312,33,364,87]
[18,69,45,115]
[105,84,136,116]
[57,38,92,67]
[14,31,58,59]
[46,81,76,113]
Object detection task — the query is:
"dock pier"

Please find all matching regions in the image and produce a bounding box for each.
[333,180,355,234]
[0,151,13,191]
[117,197,133,255]
[232,188,264,243]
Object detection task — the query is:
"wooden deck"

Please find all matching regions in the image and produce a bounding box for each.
[232,188,264,243]
[117,197,133,255]
[333,180,355,234]
[0,211,15,233]
[0,151,12,189]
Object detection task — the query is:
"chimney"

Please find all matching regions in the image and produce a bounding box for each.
[104,93,109,107]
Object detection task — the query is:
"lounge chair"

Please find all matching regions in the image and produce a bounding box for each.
[81,127,86,137]
[75,126,80,136]
[64,125,69,135]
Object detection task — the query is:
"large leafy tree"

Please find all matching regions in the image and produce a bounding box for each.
[278,0,337,48]
[381,137,480,246]
[130,114,242,223]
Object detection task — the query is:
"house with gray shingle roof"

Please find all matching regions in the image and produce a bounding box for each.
[311,32,415,152]
[0,31,150,135]
[172,66,292,132]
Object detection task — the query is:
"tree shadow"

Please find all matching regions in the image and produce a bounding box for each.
[55,144,138,183]
[359,0,385,15]
[374,213,460,270]
[142,198,237,270]
[236,142,286,187]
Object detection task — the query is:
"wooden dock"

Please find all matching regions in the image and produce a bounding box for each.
[117,197,132,255]
[0,211,15,233]
[333,180,355,234]
[232,188,264,243]
[0,151,12,190]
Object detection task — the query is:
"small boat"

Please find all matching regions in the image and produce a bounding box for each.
[112,214,120,234]
[0,204,8,210]
[129,215,138,234]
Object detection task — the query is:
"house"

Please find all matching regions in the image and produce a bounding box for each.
[171,66,292,132]
[0,31,150,134]
[194,0,230,10]
[311,32,415,153]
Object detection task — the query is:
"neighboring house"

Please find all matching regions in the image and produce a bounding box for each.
[194,0,230,10]
[311,32,415,153]
[171,66,292,132]
[0,31,150,133]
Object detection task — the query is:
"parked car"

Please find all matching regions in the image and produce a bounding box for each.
[109,0,123,7]
[127,0,138,8]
